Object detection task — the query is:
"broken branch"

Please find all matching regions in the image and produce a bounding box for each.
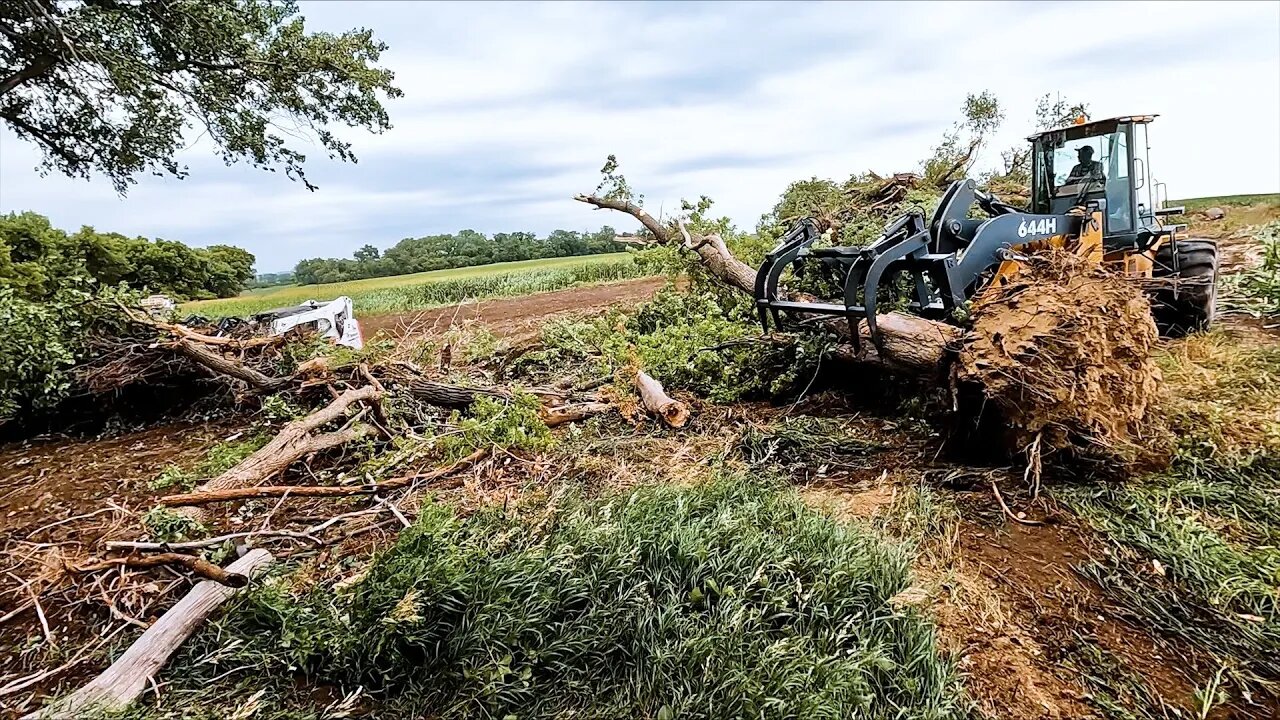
[72,553,249,588]
[23,550,274,720]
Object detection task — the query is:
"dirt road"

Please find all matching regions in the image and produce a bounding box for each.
[359,276,667,340]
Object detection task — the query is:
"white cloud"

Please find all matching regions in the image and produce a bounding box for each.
[1,0,1276,271]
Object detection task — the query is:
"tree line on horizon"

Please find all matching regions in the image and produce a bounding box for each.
[289,227,627,285]
[1,211,255,301]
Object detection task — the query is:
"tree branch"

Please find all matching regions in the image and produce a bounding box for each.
[0,53,57,96]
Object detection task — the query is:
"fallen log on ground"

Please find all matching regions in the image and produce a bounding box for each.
[72,553,248,587]
[540,401,612,427]
[23,549,274,720]
[636,371,690,428]
[172,385,381,525]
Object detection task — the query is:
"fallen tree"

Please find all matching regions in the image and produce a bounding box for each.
[574,185,1164,466]
[171,385,382,525]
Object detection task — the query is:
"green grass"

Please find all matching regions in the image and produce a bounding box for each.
[1053,330,1280,703]
[1172,193,1280,212]
[125,474,966,719]
[183,254,639,317]
[148,432,270,491]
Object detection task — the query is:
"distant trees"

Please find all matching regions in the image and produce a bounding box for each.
[1,210,259,421]
[0,211,256,300]
[292,227,626,285]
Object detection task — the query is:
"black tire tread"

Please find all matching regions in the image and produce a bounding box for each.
[1149,237,1218,337]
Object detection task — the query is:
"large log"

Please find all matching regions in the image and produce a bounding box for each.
[172,386,380,525]
[23,550,274,720]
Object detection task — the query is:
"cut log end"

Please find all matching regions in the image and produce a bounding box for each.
[636,371,690,428]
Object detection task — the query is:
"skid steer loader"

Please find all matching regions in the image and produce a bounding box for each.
[754,114,1218,346]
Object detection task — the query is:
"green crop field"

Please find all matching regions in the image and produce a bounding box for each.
[183,253,642,317]
[1173,193,1280,211]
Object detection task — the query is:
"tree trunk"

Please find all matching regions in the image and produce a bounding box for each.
[172,386,380,525]
[157,447,490,506]
[23,550,274,720]
[173,339,290,391]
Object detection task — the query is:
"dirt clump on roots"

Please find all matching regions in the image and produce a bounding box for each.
[957,252,1166,468]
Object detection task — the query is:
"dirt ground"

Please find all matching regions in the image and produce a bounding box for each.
[359,276,667,340]
[0,278,670,717]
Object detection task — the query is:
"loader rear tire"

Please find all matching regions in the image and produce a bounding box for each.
[1149,238,1218,337]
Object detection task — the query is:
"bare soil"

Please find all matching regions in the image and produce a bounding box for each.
[360,276,667,340]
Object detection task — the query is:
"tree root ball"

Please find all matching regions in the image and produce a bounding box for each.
[956,252,1167,468]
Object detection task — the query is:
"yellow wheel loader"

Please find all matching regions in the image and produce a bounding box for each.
[754,115,1218,345]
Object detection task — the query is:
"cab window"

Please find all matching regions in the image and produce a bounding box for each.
[1037,129,1133,233]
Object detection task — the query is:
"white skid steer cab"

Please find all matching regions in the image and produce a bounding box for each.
[249,296,365,350]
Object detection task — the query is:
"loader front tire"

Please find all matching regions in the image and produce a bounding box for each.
[1150,238,1218,337]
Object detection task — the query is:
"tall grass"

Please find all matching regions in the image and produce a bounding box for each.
[1220,220,1280,317]
[184,254,641,317]
[139,475,965,719]
[1055,331,1280,699]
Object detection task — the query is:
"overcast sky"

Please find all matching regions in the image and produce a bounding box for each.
[1,1,1277,273]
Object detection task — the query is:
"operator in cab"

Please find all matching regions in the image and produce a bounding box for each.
[1065,145,1105,187]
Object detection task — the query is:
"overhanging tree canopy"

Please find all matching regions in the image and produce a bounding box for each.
[0,0,402,193]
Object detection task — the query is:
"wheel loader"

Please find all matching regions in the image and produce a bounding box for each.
[754,114,1218,346]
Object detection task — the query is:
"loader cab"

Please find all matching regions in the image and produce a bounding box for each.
[1029,115,1160,250]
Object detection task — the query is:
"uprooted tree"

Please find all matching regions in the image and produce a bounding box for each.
[574,89,1167,472]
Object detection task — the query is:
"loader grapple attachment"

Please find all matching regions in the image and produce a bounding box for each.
[753,212,964,349]
[752,179,1081,349]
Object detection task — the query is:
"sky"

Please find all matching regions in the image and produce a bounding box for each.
[0,1,1277,273]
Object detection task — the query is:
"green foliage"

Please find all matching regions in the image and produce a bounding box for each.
[1222,221,1280,316]
[148,465,195,492]
[259,394,304,422]
[595,154,643,205]
[436,392,555,461]
[188,255,641,318]
[142,507,206,543]
[293,227,626,285]
[1,211,256,300]
[0,278,139,422]
[165,475,964,719]
[921,90,1004,189]
[149,433,269,491]
[515,285,833,403]
[1,0,401,194]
